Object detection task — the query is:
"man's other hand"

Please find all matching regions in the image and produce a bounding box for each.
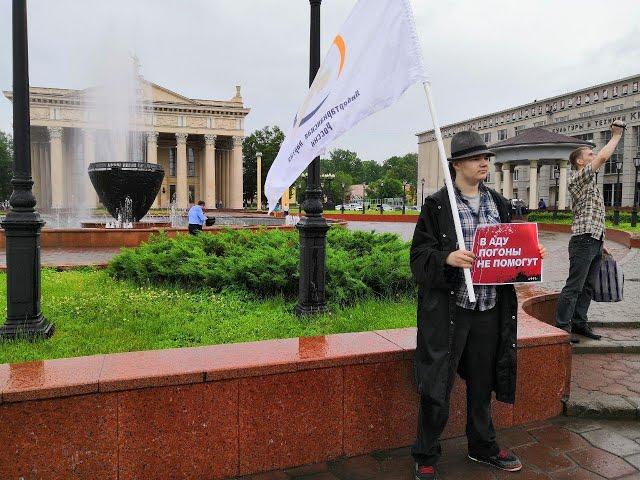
[539,244,547,259]
[611,120,626,136]
[446,249,476,268]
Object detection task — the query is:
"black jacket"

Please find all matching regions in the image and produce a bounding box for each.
[410,186,518,404]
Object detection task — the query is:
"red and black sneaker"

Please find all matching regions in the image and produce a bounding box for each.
[414,463,438,480]
[468,449,522,472]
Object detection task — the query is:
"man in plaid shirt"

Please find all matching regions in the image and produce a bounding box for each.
[555,120,626,343]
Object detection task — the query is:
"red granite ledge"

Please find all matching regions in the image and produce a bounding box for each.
[0,289,568,403]
[0,355,105,403]
[324,213,418,223]
[537,222,640,248]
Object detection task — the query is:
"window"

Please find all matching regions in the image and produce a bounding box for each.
[560,100,565,109]
[486,170,491,183]
[554,115,569,123]
[633,82,638,93]
[534,120,546,127]
[511,113,516,121]
[603,184,622,207]
[576,95,581,105]
[602,130,624,174]
[574,133,594,143]
[585,94,590,103]
[603,89,608,99]
[538,106,543,115]
[187,147,196,177]
[169,148,176,176]
[513,169,520,181]
[482,132,491,143]
[593,92,599,102]
[515,125,529,135]
[550,164,559,180]
[498,129,508,141]
[169,184,176,202]
[622,84,629,95]
[613,85,619,97]
[579,110,595,118]
[525,108,529,117]
[568,98,573,107]
[604,104,624,113]
[188,185,195,203]
[552,102,557,111]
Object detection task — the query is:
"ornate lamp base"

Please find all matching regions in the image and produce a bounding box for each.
[0,315,54,340]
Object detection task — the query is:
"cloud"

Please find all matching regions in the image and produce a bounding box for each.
[0,0,638,162]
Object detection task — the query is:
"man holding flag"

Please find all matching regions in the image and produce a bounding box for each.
[410,131,547,479]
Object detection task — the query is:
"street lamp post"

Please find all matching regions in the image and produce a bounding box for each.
[632,155,640,227]
[613,159,623,225]
[256,151,262,211]
[295,0,329,316]
[402,181,408,214]
[340,182,345,214]
[362,183,367,214]
[379,181,384,215]
[421,178,425,206]
[553,170,560,219]
[0,0,53,339]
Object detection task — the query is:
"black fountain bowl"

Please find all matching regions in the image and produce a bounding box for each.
[88,162,165,221]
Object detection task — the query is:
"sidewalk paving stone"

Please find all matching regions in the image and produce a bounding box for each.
[580,430,640,457]
[567,447,637,478]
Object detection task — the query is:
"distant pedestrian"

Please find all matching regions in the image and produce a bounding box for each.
[188,200,207,235]
[538,198,546,211]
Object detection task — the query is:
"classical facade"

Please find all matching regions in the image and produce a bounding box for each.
[3,81,250,210]
[417,74,640,208]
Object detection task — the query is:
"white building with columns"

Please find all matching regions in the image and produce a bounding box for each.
[417,73,640,208]
[3,81,250,210]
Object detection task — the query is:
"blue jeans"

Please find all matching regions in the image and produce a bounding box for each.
[555,234,603,330]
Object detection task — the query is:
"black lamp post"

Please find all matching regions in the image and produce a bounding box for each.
[0,0,54,339]
[295,0,329,316]
[553,170,560,219]
[421,178,425,206]
[340,182,345,214]
[613,159,623,225]
[362,183,367,214]
[379,181,384,215]
[402,181,408,214]
[632,155,640,227]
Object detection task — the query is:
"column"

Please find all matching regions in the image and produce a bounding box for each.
[558,160,569,210]
[528,159,538,210]
[224,150,231,208]
[256,152,262,210]
[204,134,217,208]
[30,143,40,206]
[231,136,244,209]
[493,164,502,193]
[48,126,64,209]
[501,163,513,199]
[175,133,188,208]
[146,132,159,207]
[83,129,98,208]
[215,153,221,207]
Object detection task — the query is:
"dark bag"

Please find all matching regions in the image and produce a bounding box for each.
[205,217,216,226]
[592,254,624,302]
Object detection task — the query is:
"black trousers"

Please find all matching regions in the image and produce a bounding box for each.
[188,224,203,235]
[412,304,500,466]
[555,234,603,330]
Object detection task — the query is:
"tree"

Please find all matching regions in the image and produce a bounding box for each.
[0,131,13,203]
[366,177,403,199]
[242,126,285,206]
[326,171,353,206]
[321,148,362,181]
[384,153,417,188]
[360,160,384,184]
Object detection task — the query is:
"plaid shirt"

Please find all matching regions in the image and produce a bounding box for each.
[454,184,501,311]
[569,164,606,240]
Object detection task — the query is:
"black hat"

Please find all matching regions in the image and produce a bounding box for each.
[448,131,495,162]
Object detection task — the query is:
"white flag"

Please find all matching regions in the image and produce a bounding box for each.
[265,0,427,212]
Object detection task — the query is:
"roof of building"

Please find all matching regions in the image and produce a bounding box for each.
[489,127,594,149]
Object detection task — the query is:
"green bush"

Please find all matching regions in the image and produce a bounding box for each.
[108,227,414,305]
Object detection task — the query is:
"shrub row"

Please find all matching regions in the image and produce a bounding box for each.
[108,227,415,305]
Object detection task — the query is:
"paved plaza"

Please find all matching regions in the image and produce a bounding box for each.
[240,418,640,480]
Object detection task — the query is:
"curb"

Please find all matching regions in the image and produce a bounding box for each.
[572,341,640,354]
[564,393,640,419]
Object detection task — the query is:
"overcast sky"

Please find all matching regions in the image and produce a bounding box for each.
[0,0,638,162]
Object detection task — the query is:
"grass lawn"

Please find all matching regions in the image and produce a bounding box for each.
[528,213,640,234]
[0,269,415,365]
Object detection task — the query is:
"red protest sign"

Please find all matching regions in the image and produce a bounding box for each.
[471,223,542,285]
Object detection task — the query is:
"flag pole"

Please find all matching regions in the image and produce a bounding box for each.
[422,81,476,303]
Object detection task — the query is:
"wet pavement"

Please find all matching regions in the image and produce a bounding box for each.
[238,418,640,480]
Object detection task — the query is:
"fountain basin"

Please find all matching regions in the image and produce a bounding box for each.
[88,162,164,222]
